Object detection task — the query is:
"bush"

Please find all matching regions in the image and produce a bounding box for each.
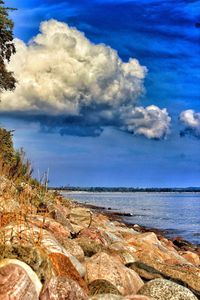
[0,127,33,182]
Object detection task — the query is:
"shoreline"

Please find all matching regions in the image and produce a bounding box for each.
[73,200,200,254]
[52,189,200,193]
[60,190,200,247]
[1,176,200,299]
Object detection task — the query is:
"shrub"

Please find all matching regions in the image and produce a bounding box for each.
[0,127,33,182]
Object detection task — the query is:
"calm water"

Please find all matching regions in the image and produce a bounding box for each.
[62,191,200,245]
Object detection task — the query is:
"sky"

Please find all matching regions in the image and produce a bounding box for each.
[1,0,200,187]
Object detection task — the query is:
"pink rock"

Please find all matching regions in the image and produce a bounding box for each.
[48,252,88,293]
[125,296,152,300]
[49,203,74,229]
[181,251,200,266]
[129,234,190,266]
[131,232,160,245]
[62,238,85,262]
[89,295,124,300]
[39,276,88,300]
[85,252,144,296]
[79,227,111,246]
[2,224,85,277]
[27,215,71,241]
[0,263,39,300]
[108,242,137,265]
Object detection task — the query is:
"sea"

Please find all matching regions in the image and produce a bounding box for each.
[62,191,200,245]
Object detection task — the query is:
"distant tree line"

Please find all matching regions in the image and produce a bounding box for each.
[50,186,200,193]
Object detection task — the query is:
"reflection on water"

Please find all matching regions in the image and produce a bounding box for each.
[62,191,200,245]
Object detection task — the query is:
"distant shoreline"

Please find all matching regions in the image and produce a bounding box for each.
[50,187,200,193]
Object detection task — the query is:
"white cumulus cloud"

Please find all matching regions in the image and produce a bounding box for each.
[1,19,146,114]
[180,110,200,138]
[120,105,171,139]
[0,19,171,139]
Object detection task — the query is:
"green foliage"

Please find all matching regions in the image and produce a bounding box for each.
[0,127,14,162]
[0,127,33,182]
[0,0,16,91]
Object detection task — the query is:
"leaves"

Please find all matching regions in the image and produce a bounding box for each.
[0,0,16,91]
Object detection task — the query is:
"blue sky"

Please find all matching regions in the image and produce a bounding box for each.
[1,0,200,187]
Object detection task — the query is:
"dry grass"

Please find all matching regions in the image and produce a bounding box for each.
[0,127,64,282]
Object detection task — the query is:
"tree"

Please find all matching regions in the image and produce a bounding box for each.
[0,127,14,163]
[0,0,16,91]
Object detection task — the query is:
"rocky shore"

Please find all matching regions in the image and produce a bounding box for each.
[0,176,200,300]
[79,201,200,254]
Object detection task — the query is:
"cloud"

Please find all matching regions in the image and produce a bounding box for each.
[1,19,170,139]
[180,109,200,138]
[1,19,146,114]
[120,105,171,139]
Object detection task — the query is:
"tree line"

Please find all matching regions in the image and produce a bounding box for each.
[51,186,200,193]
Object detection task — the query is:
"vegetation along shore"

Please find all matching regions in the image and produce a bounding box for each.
[52,187,200,193]
[0,128,199,299]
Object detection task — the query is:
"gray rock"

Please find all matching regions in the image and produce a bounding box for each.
[138,278,198,300]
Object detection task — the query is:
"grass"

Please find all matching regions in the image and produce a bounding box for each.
[0,127,71,278]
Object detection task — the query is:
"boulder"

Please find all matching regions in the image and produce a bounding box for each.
[61,238,85,262]
[172,236,198,252]
[105,231,123,243]
[128,234,189,266]
[70,207,93,228]
[130,257,200,296]
[39,276,88,300]
[138,278,198,300]
[125,296,152,300]
[89,295,124,300]
[181,251,200,266]
[0,259,42,300]
[2,224,85,277]
[88,279,122,295]
[27,215,71,241]
[89,294,151,300]
[85,252,143,296]
[92,214,111,227]
[77,236,106,257]
[129,233,160,246]
[108,242,137,265]
[129,262,163,281]
[48,202,74,229]
[128,232,200,294]
[48,252,88,293]
[79,227,111,246]
[0,245,53,282]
